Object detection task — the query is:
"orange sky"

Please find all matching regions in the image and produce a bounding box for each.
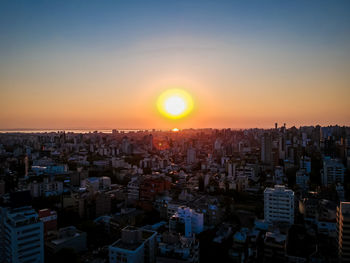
[1,1,350,129]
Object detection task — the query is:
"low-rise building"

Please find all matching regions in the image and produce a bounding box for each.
[109,226,157,263]
[45,226,87,254]
[157,232,199,263]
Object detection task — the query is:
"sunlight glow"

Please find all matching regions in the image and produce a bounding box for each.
[157,89,194,119]
[165,96,186,116]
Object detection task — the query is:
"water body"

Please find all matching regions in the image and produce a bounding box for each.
[0,129,150,134]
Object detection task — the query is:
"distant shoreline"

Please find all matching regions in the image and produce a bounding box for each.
[0,129,147,134]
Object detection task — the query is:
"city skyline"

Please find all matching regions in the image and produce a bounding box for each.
[1,0,350,129]
[2,1,350,262]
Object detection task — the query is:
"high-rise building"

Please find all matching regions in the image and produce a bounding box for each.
[0,206,44,263]
[261,133,273,165]
[109,226,157,263]
[264,185,294,225]
[322,158,345,186]
[337,202,350,262]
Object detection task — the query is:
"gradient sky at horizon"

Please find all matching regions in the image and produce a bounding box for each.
[1,0,350,129]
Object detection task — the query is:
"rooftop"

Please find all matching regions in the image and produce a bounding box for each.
[111,226,156,251]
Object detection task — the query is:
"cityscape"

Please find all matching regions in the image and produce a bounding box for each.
[1,1,350,263]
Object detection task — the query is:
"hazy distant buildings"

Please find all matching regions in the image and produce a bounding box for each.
[226,161,236,179]
[187,147,196,164]
[261,133,273,165]
[264,185,294,225]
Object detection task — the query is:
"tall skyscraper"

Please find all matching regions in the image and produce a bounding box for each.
[337,202,350,262]
[261,133,273,165]
[0,206,44,263]
[264,185,294,225]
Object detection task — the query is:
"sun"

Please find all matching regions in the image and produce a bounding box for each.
[157,89,194,119]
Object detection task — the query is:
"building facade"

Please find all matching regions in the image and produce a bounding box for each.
[0,206,44,263]
[322,158,345,186]
[109,226,157,263]
[337,202,350,262]
[264,185,294,225]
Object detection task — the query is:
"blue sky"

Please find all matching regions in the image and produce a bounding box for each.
[0,0,349,129]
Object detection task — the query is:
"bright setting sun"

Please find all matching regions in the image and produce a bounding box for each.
[157,89,194,119]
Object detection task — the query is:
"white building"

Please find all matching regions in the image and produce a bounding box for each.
[109,226,156,263]
[0,206,44,263]
[170,206,204,237]
[322,158,345,186]
[264,185,294,225]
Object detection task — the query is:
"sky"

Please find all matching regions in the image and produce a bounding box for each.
[1,0,350,129]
